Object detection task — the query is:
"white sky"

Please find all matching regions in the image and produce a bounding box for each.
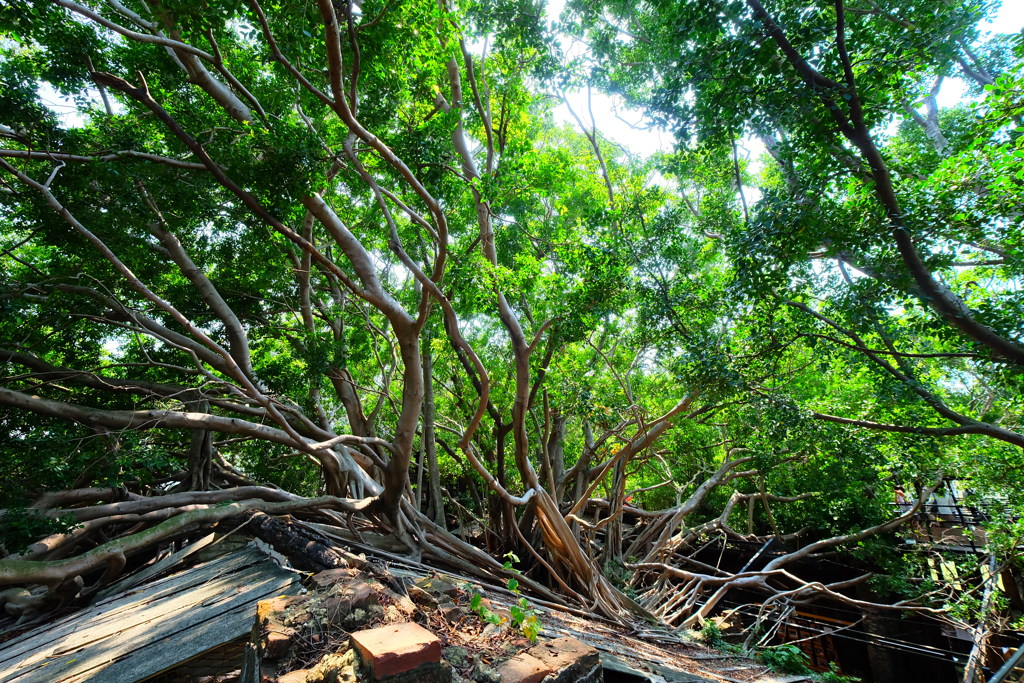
[935,3,1024,107]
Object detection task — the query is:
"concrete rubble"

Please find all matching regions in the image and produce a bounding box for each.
[246,567,606,683]
[242,563,784,683]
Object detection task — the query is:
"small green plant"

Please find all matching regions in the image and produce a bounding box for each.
[694,621,743,654]
[818,662,861,683]
[469,591,501,626]
[756,644,812,675]
[509,596,541,642]
[698,622,725,647]
[503,552,542,642]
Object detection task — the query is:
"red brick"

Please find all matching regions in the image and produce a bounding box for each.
[350,622,442,679]
[263,627,297,659]
[495,652,552,683]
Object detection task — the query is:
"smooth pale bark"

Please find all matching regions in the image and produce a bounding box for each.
[167,31,253,123]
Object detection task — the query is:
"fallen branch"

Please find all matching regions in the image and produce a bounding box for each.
[0,495,373,590]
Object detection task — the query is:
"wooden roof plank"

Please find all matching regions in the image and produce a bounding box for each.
[18,576,294,683]
[45,570,269,658]
[70,594,277,683]
[93,533,218,602]
[92,546,265,608]
[0,549,262,668]
[0,546,300,683]
[3,567,293,682]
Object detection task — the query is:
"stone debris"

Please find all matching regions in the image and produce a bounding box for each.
[526,636,602,683]
[406,582,440,608]
[414,576,460,598]
[323,580,377,627]
[245,564,775,683]
[249,567,609,683]
[495,651,551,683]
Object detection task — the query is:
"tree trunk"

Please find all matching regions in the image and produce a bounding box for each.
[185,399,213,491]
[422,339,445,527]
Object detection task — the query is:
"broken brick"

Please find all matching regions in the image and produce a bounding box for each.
[526,636,601,682]
[276,669,311,683]
[262,627,296,659]
[256,595,304,623]
[495,652,552,683]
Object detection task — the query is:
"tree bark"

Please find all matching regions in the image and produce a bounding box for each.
[422,338,445,527]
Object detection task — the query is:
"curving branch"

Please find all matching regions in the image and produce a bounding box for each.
[785,300,1024,448]
[139,183,257,381]
[746,0,1024,366]
[0,148,210,170]
[50,0,214,60]
[0,386,378,494]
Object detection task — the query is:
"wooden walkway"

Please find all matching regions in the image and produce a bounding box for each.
[0,544,301,683]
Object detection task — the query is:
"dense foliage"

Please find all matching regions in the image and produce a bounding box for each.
[1,0,1022,649]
